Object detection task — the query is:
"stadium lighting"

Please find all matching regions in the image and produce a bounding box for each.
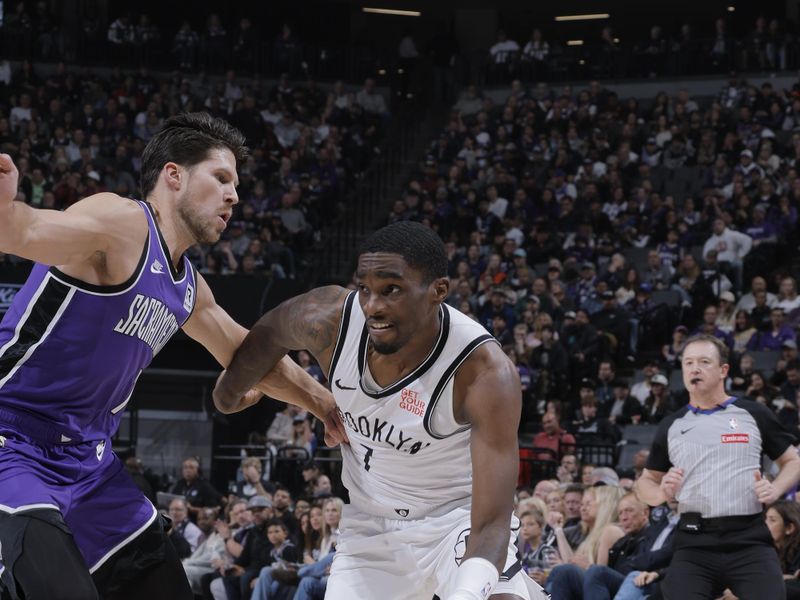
[555,13,610,22]
[363,8,422,17]
[727,5,735,11]
[567,40,585,46]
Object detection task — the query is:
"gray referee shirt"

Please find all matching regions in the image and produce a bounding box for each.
[646,397,795,518]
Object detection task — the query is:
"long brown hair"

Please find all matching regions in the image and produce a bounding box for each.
[769,500,800,572]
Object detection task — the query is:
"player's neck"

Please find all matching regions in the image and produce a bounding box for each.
[689,388,729,410]
[148,198,192,266]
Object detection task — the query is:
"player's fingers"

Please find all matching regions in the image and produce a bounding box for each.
[754,470,762,481]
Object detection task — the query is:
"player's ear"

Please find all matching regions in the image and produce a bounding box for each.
[163,161,182,191]
[431,277,449,302]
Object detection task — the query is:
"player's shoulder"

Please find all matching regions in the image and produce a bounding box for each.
[305,285,352,305]
[731,396,777,421]
[64,193,146,239]
[444,305,506,383]
[65,192,142,218]
[454,338,512,389]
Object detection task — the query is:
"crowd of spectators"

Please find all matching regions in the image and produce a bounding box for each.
[486,16,800,83]
[3,2,310,77]
[0,60,390,280]
[513,471,800,598]
[124,449,341,600]
[382,73,800,443]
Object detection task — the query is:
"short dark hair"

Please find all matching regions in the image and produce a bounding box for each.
[358,221,448,284]
[266,518,288,532]
[140,112,249,199]
[273,483,291,496]
[565,483,585,495]
[682,333,730,365]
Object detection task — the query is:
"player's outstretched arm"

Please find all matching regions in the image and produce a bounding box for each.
[447,342,521,600]
[186,278,348,441]
[210,285,350,432]
[0,154,131,266]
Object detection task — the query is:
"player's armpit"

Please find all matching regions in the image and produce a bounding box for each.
[457,342,521,574]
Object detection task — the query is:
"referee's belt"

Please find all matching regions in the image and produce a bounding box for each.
[678,512,762,534]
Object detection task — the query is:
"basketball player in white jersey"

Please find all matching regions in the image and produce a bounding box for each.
[215,221,547,600]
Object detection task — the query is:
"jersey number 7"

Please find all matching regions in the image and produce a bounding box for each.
[360,444,373,472]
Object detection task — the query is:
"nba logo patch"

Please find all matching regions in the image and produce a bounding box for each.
[183,283,194,312]
[729,417,738,430]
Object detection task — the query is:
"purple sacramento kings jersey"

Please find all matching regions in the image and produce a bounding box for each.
[0,200,197,443]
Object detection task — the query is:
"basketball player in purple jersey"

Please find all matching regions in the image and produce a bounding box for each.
[0,113,345,600]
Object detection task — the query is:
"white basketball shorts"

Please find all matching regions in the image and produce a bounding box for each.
[324,503,549,600]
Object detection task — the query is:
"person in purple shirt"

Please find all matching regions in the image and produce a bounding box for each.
[691,305,734,350]
[0,113,346,600]
[748,307,797,351]
[744,204,778,246]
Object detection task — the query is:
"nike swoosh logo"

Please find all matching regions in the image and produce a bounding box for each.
[680,427,695,435]
[334,379,356,390]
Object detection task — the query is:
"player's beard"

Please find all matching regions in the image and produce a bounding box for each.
[371,339,402,355]
[177,188,219,244]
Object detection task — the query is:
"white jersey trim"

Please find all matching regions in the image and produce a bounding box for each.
[0,502,60,514]
[0,274,76,392]
[356,304,450,398]
[328,290,358,380]
[88,503,158,573]
[423,328,497,439]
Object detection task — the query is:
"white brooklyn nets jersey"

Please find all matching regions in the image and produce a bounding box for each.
[329,291,496,520]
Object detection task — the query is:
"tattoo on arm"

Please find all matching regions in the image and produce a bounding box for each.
[275,286,348,357]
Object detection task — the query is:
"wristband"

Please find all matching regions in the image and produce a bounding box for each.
[448,557,499,600]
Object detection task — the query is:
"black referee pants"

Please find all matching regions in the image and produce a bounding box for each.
[663,543,785,600]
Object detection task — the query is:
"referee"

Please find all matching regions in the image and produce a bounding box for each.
[635,334,800,599]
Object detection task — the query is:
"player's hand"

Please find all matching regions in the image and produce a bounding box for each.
[660,467,684,501]
[0,154,19,205]
[754,470,779,504]
[214,371,262,412]
[321,393,349,447]
[634,571,659,587]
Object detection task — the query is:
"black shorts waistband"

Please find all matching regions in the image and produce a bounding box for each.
[679,512,762,533]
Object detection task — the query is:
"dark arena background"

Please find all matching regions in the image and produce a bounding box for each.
[1,0,800,596]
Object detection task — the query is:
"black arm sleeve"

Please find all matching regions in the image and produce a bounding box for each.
[646,411,684,472]
[738,400,797,460]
